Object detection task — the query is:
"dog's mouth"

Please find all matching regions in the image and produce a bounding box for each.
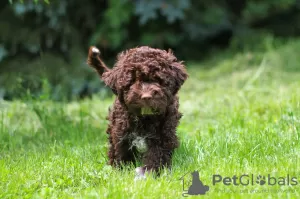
[128,106,161,116]
[140,107,157,115]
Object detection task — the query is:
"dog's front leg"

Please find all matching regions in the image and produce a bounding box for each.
[110,134,136,167]
[135,141,174,179]
[135,104,181,179]
[144,144,173,171]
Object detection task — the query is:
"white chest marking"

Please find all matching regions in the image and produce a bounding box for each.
[131,136,148,153]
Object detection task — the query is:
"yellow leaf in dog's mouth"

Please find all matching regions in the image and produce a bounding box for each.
[141,108,155,115]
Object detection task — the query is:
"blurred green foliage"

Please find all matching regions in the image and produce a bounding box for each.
[1,0,300,100]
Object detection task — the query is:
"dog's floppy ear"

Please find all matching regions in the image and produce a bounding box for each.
[101,51,128,95]
[102,70,118,95]
[102,64,134,100]
[170,61,188,94]
[166,49,188,94]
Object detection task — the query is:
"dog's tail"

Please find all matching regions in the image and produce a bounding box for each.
[87,46,110,76]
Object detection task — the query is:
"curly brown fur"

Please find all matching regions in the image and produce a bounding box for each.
[87,46,188,176]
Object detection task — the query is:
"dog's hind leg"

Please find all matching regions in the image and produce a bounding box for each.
[108,134,116,166]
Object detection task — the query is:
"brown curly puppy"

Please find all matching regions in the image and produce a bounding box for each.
[87,46,188,178]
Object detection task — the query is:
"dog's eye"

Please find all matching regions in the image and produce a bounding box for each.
[153,90,159,95]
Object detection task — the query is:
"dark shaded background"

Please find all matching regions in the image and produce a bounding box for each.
[1,0,300,100]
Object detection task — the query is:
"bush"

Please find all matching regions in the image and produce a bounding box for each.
[0,0,299,100]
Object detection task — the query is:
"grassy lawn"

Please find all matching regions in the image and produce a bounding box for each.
[1,38,300,199]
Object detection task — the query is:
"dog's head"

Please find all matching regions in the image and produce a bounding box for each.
[102,46,188,115]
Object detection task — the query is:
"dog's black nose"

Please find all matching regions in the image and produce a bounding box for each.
[141,93,152,100]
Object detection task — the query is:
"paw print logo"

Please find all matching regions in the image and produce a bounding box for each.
[256,175,266,185]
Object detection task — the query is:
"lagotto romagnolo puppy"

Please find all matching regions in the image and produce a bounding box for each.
[87,46,188,178]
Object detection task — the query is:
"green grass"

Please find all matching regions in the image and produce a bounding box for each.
[1,37,300,199]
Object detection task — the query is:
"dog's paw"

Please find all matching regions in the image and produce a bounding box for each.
[134,167,146,180]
